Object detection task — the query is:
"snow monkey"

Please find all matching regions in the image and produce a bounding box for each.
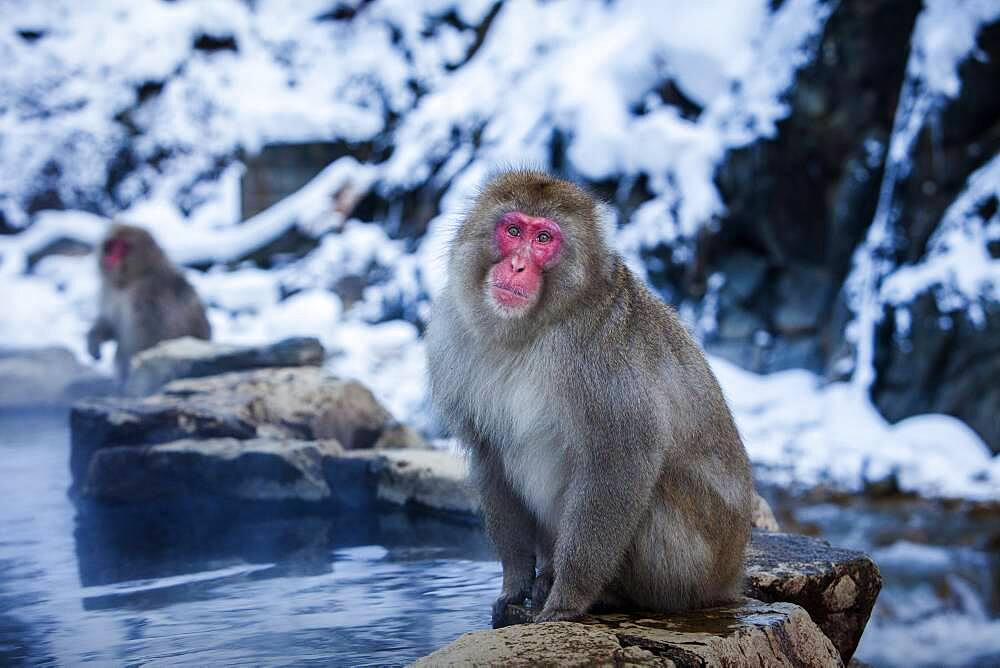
[426,170,754,625]
[87,223,211,383]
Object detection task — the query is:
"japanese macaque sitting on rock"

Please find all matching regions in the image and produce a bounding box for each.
[426,170,754,625]
[87,223,211,383]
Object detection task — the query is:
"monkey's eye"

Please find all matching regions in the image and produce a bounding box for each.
[507,225,520,237]
[536,231,552,244]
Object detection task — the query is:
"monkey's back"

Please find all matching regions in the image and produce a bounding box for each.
[592,262,754,608]
[122,269,211,353]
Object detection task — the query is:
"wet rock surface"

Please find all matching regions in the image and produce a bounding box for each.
[745,532,881,664]
[0,347,113,410]
[496,531,879,665]
[125,336,325,396]
[85,437,344,503]
[80,436,467,512]
[416,598,843,667]
[70,366,426,488]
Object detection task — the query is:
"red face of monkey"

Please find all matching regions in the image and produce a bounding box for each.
[488,211,563,315]
[102,237,131,272]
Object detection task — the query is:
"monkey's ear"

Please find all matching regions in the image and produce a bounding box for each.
[595,200,618,246]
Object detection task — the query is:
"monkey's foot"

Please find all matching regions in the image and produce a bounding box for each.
[530,571,553,609]
[533,607,586,624]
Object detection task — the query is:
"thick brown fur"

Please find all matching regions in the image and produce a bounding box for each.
[87,223,211,382]
[426,170,754,625]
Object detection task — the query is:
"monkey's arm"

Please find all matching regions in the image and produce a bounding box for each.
[86,317,115,360]
[470,446,538,627]
[537,385,666,623]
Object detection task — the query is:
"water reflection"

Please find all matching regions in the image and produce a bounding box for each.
[0,412,500,666]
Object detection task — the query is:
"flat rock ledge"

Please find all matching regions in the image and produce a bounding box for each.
[125,336,325,396]
[82,439,474,514]
[70,366,427,489]
[414,598,843,667]
[367,449,480,516]
[85,437,344,503]
[495,533,879,665]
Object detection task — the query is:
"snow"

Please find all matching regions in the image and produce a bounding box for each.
[871,541,956,572]
[0,0,998,501]
[712,358,1000,500]
[881,154,1000,311]
[911,0,1000,98]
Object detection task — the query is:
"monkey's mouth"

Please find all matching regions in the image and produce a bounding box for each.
[491,282,528,298]
[489,281,535,311]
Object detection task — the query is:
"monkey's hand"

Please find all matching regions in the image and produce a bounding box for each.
[86,328,103,360]
[491,585,531,628]
[87,319,113,360]
[530,568,553,609]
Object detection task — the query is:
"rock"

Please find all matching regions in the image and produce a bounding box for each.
[80,437,469,512]
[874,293,1000,452]
[717,252,768,303]
[766,335,824,373]
[241,142,358,219]
[311,382,420,450]
[414,621,663,667]
[716,307,766,340]
[713,0,921,274]
[497,531,879,665]
[126,336,324,396]
[773,265,835,335]
[752,493,780,531]
[70,366,427,488]
[417,598,843,667]
[745,532,881,664]
[370,449,479,516]
[0,347,113,410]
[84,437,343,503]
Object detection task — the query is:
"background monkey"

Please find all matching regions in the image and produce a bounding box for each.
[426,170,754,625]
[87,223,211,383]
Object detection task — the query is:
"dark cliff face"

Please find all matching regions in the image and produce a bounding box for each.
[697,0,923,378]
[636,0,999,451]
[868,21,1000,451]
